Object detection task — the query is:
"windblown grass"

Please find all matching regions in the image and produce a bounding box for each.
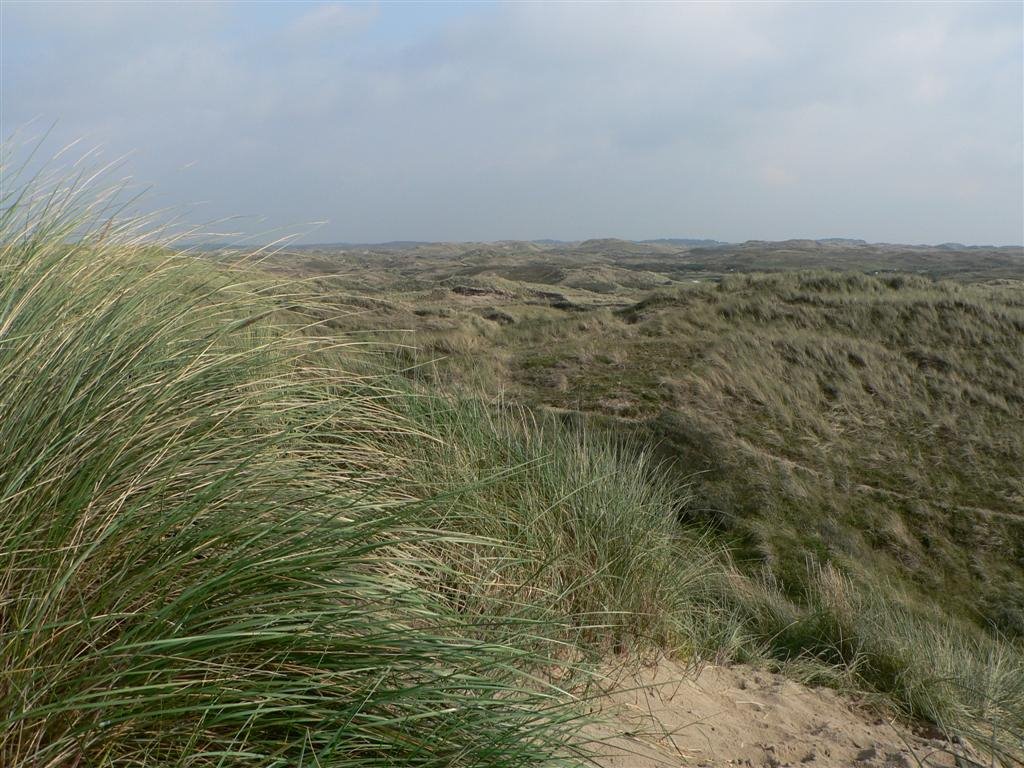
[396,397,715,654]
[0,162,581,766]
[393,393,1024,760]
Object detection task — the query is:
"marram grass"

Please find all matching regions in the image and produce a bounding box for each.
[3,156,1022,766]
[0,163,581,766]
[394,394,1024,762]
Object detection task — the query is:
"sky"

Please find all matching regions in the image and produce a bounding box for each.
[2,1,1023,245]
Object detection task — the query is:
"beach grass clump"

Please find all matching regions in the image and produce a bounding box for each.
[397,396,718,654]
[0,162,580,767]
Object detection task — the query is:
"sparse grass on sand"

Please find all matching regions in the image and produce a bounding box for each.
[393,396,1024,762]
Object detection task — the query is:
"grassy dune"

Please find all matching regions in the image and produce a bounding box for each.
[281,248,1024,757]
[505,274,1024,632]
[322,264,1023,637]
[391,398,1024,759]
[2,165,1022,764]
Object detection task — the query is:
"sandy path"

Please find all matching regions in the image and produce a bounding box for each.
[584,659,981,768]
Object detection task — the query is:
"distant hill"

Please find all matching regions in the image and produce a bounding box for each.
[185,237,1023,265]
[640,237,729,247]
[816,237,869,246]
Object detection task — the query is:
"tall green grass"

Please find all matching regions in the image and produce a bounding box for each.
[0,163,581,766]
[396,397,716,654]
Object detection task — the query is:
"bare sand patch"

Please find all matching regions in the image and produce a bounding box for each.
[584,659,979,768]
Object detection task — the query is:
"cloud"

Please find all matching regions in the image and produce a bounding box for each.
[2,1,1021,244]
[283,2,377,46]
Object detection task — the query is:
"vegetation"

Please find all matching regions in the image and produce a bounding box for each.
[396,397,714,653]
[292,249,1024,643]
[392,398,1024,760]
[267,240,1024,759]
[0,169,582,766]
[2,163,1022,764]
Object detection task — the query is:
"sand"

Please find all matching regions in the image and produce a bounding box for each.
[584,658,982,768]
